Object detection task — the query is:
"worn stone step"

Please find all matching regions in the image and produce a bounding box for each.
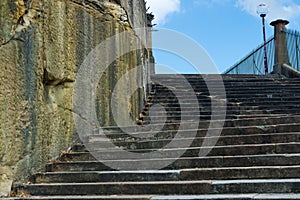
[153,80,300,85]
[142,114,293,124]
[151,74,289,79]
[151,77,287,82]
[153,84,300,89]
[152,93,300,99]
[151,74,284,78]
[179,166,300,180]
[153,88,300,94]
[30,170,180,183]
[143,114,290,120]
[144,109,300,116]
[102,115,300,133]
[148,97,300,106]
[59,143,300,161]
[153,90,300,96]
[146,108,300,117]
[74,133,300,152]
[142,114,234,121]
[146,118,297,125]
[147,108,300,117]
[46,154,300,172]
[6,194,300,200]
[4,196,151,200]
[146,105,300,112]
[16,181,212,196]
[31,166,300,184]
[142,115,231,123]
[153,94,300,100]
[93,124,300,141]
[4,196,154,200]
[149,97,300,104]
[153,93,300,100]
[211,179,300,194]
[153,78,300,82]
[262,108,300,114]
[156,104,300,111]
[146,101,300,108]
[150,193,300,200]
[151,78,294,84]
[153,82,300,88]
[151,77,299,82]
[153,82,300,87]
[16,179,300,196]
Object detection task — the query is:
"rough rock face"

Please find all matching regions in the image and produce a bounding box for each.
[0,0,153,196]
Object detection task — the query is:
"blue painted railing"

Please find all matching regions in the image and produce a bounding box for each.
[224,29,300,74]
[224,37,275,74]
[285,29,300,71]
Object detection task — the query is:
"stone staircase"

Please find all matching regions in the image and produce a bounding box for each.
[10,74,300,199]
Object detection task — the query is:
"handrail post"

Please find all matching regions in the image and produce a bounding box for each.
[270,19,290,74]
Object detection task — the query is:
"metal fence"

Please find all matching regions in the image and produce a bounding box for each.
[285,29,300,71]
[224,37,275,74]
[224,29,300,75]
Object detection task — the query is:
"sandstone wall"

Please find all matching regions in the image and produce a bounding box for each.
[0,0,153,195]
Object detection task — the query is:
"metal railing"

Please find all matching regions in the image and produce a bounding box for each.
[284,29,300,71]
[224,37,275,74]
[224,29,300,75]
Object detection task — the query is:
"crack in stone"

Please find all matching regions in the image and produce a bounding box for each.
[69,0,148,48]
[69,0,106,13]
[56,104,100,132]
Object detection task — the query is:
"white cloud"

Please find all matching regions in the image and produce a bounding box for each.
[236,0,300,23]
[146,0,300,27]
[193,0,231,8]
[146,0,181,24]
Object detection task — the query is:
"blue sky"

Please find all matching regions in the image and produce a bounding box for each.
[147,0,300,74]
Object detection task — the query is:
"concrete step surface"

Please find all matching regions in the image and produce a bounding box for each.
[149,97,300,104]
[16,179,300,196]
[31,166,300,183]
[7,194,299,200]
[89,124,300,141]
[58,142,300,161]
[149,109,300,115]
[74,133,300,152]
[94,115,300,134]
[46,154,300,172]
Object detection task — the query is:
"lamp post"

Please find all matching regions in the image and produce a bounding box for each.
[257,3,269,74]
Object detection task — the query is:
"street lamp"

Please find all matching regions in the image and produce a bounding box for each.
[257,3,269,74]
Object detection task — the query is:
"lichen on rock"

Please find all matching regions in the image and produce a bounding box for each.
[0,0,35,45]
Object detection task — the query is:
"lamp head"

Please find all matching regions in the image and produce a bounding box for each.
[257,3,269,18]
